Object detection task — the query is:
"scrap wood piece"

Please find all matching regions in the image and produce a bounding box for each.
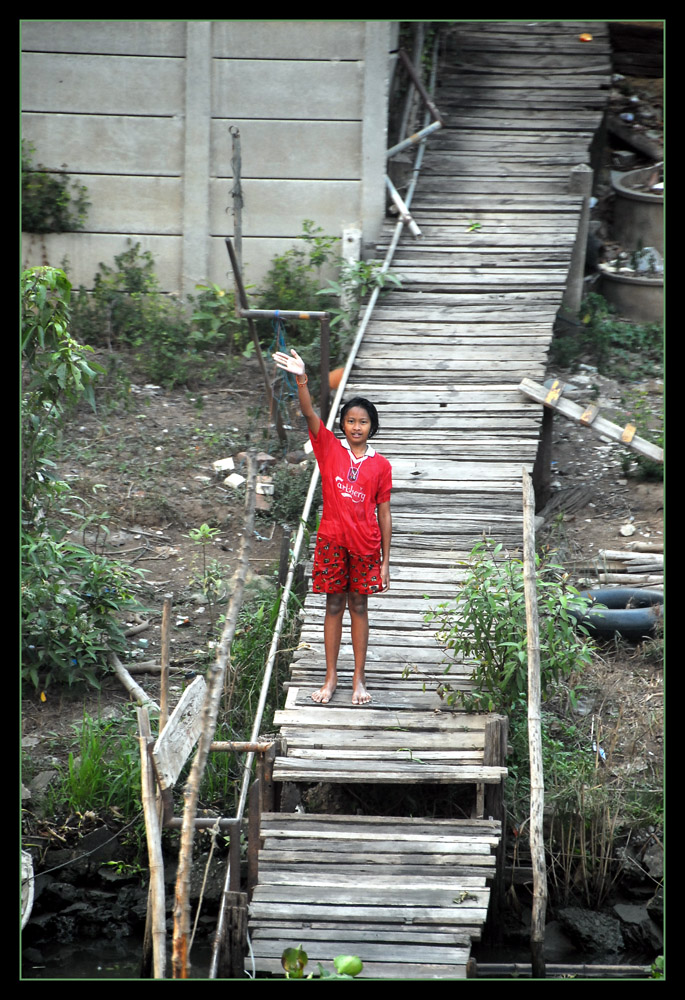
[518,378,663,463]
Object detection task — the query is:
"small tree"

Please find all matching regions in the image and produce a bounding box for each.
[21,266,145,690]
[425,538,596,715]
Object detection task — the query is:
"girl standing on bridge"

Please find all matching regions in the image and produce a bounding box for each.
[272,348,392,706]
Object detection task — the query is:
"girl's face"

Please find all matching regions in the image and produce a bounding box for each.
[342,406,372,450]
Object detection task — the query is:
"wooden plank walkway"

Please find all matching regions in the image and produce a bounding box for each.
[248,21,611,979]
[249,814,500,979]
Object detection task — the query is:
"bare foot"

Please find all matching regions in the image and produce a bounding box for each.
[352,681,372,705]
[311,681,336,704]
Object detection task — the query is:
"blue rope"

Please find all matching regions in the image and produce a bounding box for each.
[269,316,298,399]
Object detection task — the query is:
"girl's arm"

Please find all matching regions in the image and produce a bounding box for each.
[377,500,392,592]
[272,349,320,437]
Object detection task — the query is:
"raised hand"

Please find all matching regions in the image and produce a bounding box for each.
[272,348,305,376]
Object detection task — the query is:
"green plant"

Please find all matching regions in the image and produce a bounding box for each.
[650,955,664,979]
[21,531,147,690]
[618,386,664,481]
[21,266,148,691]
[281,945,363,980]
[21,140,90,233]
[425,539,597,714]
[505,708,663,911]
[317,257,402,358]
[22,266,104,516]
[46,712,142,820]
[254,220,339,347]
[550,293,663,377]
[188,282,251,359]
[187,523,226,630]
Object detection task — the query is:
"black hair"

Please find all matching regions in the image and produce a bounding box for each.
[339,397,380,439]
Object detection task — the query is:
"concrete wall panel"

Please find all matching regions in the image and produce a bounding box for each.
[211,20,364,59]
[23,113,184,175]
[22,233,183,291]
[21,20,186,56]
[210,178,360,239]
[212,59,362,121]
[211,120,361,180]
[74,176,183,233]
[22,52,184,115]
[21,20,395,294]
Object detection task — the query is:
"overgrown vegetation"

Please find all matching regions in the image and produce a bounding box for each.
[427,537,662,910]
[22,140,90,233]
[425,538,597,715]
[69,242,248,389]
[21,266,148,691]
[551,292,663,379]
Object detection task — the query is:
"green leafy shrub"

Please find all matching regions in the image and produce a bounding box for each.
[254,220,339,348]
[22,140,90,233]
[618,386,664,481]
[425,539,597,714]
[21,531,147,690]
[550,293,663,377]
[21,266,148,691]
[21,266,104,515]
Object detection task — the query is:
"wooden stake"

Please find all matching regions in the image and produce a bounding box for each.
[160,595,171,731]
[522,467,547,979]
[137,707,167,979]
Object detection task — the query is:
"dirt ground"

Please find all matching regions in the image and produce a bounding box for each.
[20,351,664,792]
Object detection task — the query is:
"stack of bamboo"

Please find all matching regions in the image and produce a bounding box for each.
[572,542,663,588]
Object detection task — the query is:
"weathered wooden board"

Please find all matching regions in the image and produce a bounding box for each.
[150,674,206,790]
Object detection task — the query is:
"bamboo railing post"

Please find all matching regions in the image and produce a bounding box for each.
[523,468,547,978]
[137,707,167,979]
[160,595,171,730]
[247,777,261,900]
[171,454,257,979]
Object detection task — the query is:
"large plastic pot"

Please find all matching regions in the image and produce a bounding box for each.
[612,166,663,256]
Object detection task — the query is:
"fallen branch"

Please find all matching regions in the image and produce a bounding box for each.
[108,650,160,712]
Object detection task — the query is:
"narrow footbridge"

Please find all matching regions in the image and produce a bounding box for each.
[247,21,611,979]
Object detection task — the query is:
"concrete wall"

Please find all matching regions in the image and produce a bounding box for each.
[21,20,397,296]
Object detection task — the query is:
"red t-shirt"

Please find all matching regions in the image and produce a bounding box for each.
[309,423,392,555]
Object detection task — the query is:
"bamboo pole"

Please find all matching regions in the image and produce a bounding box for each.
[108,650,160,713]
[160,595,171,731]
[171,453,257,979]
[137,706,167,979]
[522,467,547,979]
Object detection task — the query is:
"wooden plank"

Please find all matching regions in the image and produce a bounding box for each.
[150,674,206,790]
[519,378,663,462]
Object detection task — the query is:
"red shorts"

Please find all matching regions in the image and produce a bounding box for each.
[312,538,383,595]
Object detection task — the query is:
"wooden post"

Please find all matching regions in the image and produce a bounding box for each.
[160,595,171,731]
[562,163,594,318]
[247,777,261,900]
[532,406,554,513]
[137,707,167,979]
[225,239,288,446]
[484,714,508,945]
[522,468,547,979]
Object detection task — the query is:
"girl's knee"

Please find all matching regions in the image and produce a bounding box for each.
[325,592,346,616]
[347,592,368,616]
